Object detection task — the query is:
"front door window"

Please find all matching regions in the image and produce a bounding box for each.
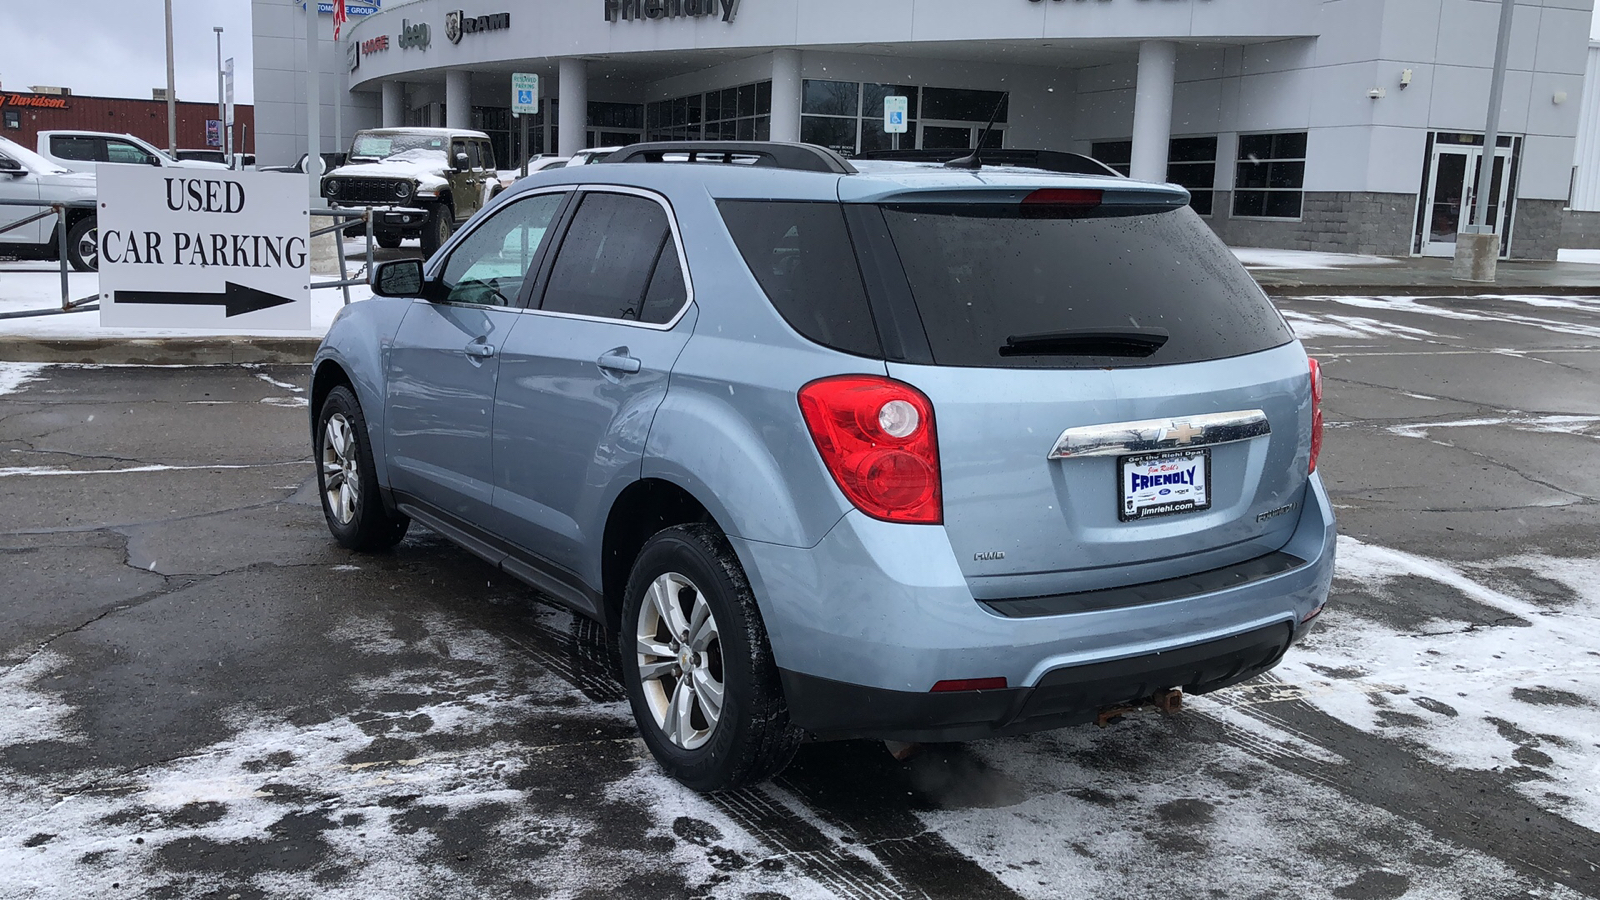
[439,192,565,307]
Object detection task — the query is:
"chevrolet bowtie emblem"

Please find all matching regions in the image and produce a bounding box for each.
[1167,421,1202,445]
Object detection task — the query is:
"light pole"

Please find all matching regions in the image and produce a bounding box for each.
[164,0,177,155]
[1454,0,1516,282]
[215,26,225,155]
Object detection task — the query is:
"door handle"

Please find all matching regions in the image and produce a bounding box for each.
[465,343,497,359]
[596,351,642,374]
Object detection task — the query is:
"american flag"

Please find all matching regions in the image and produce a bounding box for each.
[333,0,348,40]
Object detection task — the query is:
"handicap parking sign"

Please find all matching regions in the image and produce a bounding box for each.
[884,96,909,135]
[511,73,539,115]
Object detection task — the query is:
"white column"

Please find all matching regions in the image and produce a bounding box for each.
[1130,40,1177,184]
[559,58,588,157]
[769,49,802,143]
[445,69,470,129]
[382,81,405,127]
[305,0,321,205]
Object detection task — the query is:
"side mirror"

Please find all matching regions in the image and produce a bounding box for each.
[454,152,470,171]
[372,259,426,298]
[0,158,24,176]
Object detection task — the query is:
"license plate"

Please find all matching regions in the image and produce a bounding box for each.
[1119,449,1211,521]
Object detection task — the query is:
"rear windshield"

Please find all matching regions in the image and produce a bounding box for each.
[881,205,1292,368]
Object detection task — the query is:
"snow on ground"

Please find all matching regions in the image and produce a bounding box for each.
[0,362,46,395]
[1557,248,1600,265]
[0,607,831,900]
[1284,295,1600,343]
[1270,537,1600,832]
[1232,248,1398,270]
[0,263,370,340]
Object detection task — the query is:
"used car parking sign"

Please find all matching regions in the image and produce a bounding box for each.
[97,166,312,329]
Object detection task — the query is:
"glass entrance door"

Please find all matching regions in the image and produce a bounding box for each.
[1420,145,1512,257]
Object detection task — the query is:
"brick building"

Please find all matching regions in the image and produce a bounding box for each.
[0,89,256,156]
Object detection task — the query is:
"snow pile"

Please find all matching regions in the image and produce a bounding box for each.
[1232,248,1397,270]
[0,362,46,396]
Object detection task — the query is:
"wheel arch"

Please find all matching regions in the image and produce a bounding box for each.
[600,478,720,631]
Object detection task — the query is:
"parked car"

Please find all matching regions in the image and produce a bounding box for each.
[259,152,345,176]
[565,146,623,166]
[311,141,1335,792]
[0,135,99,271]
[321,128,500,255]
[35,131,229,174]
[173,149,256,168]
[498,155,571,186]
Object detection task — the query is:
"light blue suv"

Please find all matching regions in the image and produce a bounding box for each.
[311,141,1336,791]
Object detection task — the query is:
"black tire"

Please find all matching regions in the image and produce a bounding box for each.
[419,203,455,257]
[620,524,802,792]
[66,215,98,272]
[375,231,403,250]
[315,385,409,551]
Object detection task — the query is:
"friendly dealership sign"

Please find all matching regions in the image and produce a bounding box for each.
[97,167,311,330]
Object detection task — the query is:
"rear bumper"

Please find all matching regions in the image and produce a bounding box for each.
[781,622,1296,743]
[731,473,1336,740]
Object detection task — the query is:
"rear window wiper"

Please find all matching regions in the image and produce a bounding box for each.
[1000,327,1170,358]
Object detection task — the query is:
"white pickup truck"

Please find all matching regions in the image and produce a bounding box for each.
[35,131,229,175]
[0,135,99,271]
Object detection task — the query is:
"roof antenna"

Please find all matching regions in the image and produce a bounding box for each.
[945,92,1009,170]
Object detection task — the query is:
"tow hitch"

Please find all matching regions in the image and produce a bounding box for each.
[1096,688,1184,727]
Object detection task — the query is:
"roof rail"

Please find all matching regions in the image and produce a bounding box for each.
[854,148,1123,178]
[600,142,858,175]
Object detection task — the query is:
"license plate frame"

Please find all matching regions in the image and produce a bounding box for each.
[1118,449,1212,522]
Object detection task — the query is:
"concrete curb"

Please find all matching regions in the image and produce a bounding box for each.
[0,337,321,365]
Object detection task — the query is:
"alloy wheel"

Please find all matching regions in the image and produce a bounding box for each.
[635,571,724,751]
[78,226,98,270]
[321,412,361,526]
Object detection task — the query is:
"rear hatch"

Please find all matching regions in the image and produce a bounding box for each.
[851,180,1311,599]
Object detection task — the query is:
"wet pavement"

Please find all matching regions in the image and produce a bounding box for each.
[1,292,1598,898]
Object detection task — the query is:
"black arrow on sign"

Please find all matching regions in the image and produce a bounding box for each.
[114,282,296,318]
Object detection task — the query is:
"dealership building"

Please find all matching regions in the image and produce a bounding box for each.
[252,0,1596,259]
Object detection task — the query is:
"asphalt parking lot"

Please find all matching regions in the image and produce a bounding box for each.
[1,292,1598,899]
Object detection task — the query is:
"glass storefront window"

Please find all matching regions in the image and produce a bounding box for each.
[803,79,859,117]
[922,87,1007,123]
[1234,131,1307,219]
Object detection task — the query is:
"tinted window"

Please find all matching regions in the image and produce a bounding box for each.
[880,205,1291,369]
[478,141,495,170]
[541,192,688,323]
[440,192,564,306]
[717,201,880,358]
[51,136,100,162]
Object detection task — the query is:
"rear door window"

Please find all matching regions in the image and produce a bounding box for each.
[879,204,1291,368]
[717,200,880,357]
[51,136,101,162]
[540,191,688,324]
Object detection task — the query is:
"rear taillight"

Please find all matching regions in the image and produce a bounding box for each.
[1308,357,1324,474]
[798,375,942,525]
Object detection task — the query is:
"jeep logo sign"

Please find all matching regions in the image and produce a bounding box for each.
[445,10,511,43]
[398,18,431,49]
[605,0,740,23]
